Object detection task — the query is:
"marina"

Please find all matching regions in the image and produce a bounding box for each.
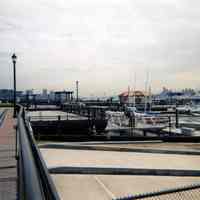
[27,104,200,199]
[1,0,200,199]
[21,104,200,198]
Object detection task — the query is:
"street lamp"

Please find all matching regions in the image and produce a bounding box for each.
[12,53,17,118]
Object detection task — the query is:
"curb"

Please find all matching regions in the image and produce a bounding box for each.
[49,166,200,177]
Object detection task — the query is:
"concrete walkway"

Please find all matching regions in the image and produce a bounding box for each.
[41,148,200,170]
[52,175,200,200]
[41,143,200,199]
[0,109,17,200]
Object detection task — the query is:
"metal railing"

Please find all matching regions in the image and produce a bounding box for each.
[114,183,200,200]
[16,105,60,200]
[28,114,87,121]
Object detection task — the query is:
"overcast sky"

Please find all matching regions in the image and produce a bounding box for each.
[1,0,200,96]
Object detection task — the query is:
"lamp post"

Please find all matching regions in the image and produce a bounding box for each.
[12,53,17,118]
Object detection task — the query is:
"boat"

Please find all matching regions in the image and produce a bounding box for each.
[133,110,169,130]
[177,104,200,114]
[105,111,130,132]
[162,127,195,136]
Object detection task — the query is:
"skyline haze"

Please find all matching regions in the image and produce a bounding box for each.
[1,0,200,96]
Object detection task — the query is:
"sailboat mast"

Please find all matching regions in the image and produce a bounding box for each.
[144,71,149,113]
[149,85,152,111]
[128,85,130,105]
[133,72,136,108]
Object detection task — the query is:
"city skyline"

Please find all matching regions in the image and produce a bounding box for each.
[1,0,200,96]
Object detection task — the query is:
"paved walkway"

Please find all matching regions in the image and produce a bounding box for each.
[41,148,200,170]
[41,142,200,200]
[0,109,17,200]
[52,175,200,200]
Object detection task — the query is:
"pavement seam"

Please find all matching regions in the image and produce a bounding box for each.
[93,175,116,199]
[49,166,200,177]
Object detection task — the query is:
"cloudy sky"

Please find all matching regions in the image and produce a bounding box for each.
[0,0,200,96]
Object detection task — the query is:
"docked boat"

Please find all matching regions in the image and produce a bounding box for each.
[177,104,200,114]
[162,127,195,136]
[105,111,130,132]
[133,111,169,130]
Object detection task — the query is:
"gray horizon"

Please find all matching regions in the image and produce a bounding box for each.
[1,0,200,96]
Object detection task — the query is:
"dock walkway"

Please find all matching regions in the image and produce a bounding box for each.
[0,109,17,200]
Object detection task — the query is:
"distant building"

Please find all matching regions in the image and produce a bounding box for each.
[25,89,34,96]
[55,91,73,104]
[154,87,200,105]
[119,90,146,105]
[42,89,48,98]
[49,91,55,102]
[0,89,23,102]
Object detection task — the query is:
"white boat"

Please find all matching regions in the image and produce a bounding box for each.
[177,104,200,114]
[133,111,169,130]
[177,105,191,113]
[105,111,130,132]
[162,127,195,136]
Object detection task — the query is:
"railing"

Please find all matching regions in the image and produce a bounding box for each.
[16,105,60,200]
[28,114,87,121]
[114,182,200,200]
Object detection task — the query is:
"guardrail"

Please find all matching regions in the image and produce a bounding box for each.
[16,105,60,200]
[114,183,200,200]
[28,114,87,121]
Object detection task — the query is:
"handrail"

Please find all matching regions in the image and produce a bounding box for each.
[114,182,200,200]
[26,119,60,199]
[17,105,60,200]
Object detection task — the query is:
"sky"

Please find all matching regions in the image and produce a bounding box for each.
[0,0,200,96]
